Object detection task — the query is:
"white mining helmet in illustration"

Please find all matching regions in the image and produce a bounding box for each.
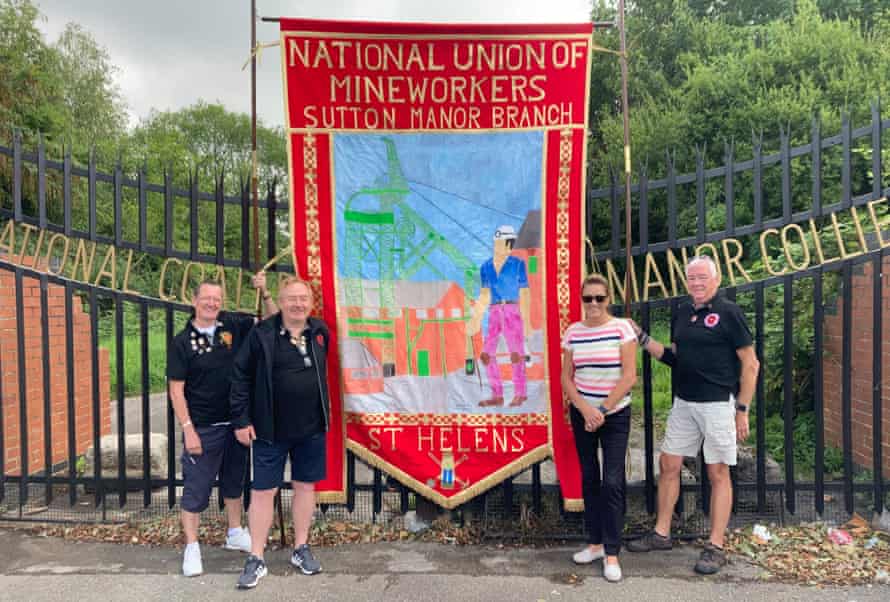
[494,225,517,240]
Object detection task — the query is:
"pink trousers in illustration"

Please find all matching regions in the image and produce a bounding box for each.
[482,303,526,398]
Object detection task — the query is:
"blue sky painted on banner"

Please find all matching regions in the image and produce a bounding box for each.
[333,132,543,293]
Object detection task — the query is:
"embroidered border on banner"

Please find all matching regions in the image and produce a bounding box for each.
[346,413,550,427]
[303,133,323,306]
[556,128,573,423]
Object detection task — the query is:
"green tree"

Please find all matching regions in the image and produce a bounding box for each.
[592,0,890,180]
[586,0,890,250]
[126,100,286,189]
[817,0,889,30]
[53,22,126,156]
[0,0,126,158]
[0,0,65,136]
[119,101,288,266]
[0,0,130,243]
[686,0,794,24]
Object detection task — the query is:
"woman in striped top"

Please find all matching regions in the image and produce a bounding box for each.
[561,273,637,582]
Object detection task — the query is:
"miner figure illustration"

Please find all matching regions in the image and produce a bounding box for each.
[427,451,469,490]
[468,225,530,408]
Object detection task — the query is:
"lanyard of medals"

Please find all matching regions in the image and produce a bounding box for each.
[282,328,312,368]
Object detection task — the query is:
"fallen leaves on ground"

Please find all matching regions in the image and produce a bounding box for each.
[4,513,483,549]
[9,512,890,586]
[725,514,890,586]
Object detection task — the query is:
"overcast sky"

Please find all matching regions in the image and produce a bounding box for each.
[34,0,593,130]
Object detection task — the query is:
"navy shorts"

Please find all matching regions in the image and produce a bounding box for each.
[181,425,248,513]
[251,433,327,490]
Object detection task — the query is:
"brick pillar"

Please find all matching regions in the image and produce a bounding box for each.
[822,257,890,478]
[0,260,111,477]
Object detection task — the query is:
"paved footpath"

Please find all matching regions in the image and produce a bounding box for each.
[0,528,886,601]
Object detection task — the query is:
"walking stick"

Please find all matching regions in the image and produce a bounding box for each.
[276,486,286,547]
[249,0,287,548]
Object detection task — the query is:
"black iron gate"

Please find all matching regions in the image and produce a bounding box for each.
[0,103,888,533]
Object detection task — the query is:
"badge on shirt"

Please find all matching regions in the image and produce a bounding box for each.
[704,313,720,328]
[316,334,325,347]
[190,331,212,355]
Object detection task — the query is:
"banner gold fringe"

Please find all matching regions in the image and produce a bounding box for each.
[563,498,585,512]
[317,489,347,504]
[346,440,551,510]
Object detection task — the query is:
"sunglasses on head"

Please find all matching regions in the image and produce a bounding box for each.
[582,294,608,304]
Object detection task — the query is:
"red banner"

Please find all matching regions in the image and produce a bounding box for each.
[280,18,590,508]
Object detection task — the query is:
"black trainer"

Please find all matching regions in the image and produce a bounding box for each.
[290,544,322,575]
[694,542,727,575]
[626,530,673,553]
[237,554,267,589]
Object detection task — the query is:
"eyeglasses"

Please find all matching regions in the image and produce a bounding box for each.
[582,294,608,304]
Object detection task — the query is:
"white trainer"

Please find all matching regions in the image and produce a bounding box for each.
[603,557,622,582]
[182,542,203,577]
[572,545,605,564]
[224,528,252,552]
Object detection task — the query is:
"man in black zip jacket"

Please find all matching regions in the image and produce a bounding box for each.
[230,277,331,590]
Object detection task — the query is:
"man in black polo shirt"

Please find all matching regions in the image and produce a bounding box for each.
[628,255,759,575]
[230,277,331,590]
[167,275,276,577]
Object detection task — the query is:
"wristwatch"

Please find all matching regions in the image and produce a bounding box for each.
[735,403,749,413]
[597,404,609,416]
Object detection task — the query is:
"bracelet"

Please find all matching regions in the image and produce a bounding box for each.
[181,420,193,429]
[597,404,608,416]
[638,331,651,346]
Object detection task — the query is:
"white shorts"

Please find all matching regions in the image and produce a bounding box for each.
[661,396,737,465]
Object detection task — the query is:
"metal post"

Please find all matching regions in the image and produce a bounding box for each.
[618,0,633,316]
[251,0,261,280]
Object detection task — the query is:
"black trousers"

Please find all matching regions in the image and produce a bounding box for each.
[570,405,631,556]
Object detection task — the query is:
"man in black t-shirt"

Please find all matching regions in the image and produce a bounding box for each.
[230,277,332,590]
[627,255,759,575]
[167,275,276,577]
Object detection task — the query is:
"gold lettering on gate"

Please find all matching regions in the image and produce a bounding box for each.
[2,199,889,305]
